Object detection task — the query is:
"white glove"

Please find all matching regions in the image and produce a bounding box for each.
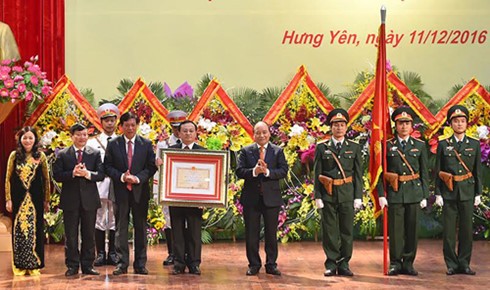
[353,199,362,210]
[420,199,427,209]
[378,197,388,210]
[474,195,481,207]
[315,198,324,209]
[435,195,444,207]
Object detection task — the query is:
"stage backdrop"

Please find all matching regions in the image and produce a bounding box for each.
[65,0,489,101]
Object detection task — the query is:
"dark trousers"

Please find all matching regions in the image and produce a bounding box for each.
[321,201,354,270]
[243,197,280,269]
[169,206,202,269]
[388,203,419,270]
[443,199,474,270]
[63,208,97,270]
[114,192,149,269]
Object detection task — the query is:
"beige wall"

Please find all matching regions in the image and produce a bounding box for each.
[66,0,489,101]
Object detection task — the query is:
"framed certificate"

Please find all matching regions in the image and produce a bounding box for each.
[158,149,229,208]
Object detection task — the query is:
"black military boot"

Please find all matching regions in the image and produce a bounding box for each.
[107,230,120,266]
[94,229,106,266]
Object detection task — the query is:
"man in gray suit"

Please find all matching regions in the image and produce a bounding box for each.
[104,112,157,275]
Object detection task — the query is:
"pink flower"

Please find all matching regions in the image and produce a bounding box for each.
[0,66,11,74]
[41,85,50,95]
[25,91,33,101]
[24,61,33,68]
[10,89,19,99]
[0,88,9,97]
[17,83,26,93]
[0,73,9,81]
[12,66,23,73]
[30,76,39,86]
[13,75,24,82]
[1,59,11,65]
[4,78,14,88]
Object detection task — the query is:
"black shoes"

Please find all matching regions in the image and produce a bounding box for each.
[113,266,128,276]
[65,268,78,277]
[171,267,185,275]
[94,252,106,267]
[337,268,354,277]
[163,254,175,266]
[246,267,260,276]
[134,267,149,275]
[446,268,457,275]
[401,268,418,276]
[189,265,201,275]
[82,267,100,275]
[387,267,400,276]
[459,267,476,275]
[265,266,281,276]
[324,269,336,276]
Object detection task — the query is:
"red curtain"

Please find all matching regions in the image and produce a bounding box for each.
[0,0,64,213]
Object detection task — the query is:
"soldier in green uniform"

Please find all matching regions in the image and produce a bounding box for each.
[314,108,363,277]
[377,107,429,276]
[434,105,482,276]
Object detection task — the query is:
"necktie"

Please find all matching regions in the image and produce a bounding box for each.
[336,142,342,152]
[107,136,112,142]
[457,141,462,151]
[259,146,265,160]
[127,141,133,190]
[183,145,190,150]
[401,140,407,150]
[77,149,83,163]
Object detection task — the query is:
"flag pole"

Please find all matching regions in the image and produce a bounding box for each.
[380,5,389,275]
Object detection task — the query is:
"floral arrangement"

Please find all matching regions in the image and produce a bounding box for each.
[126,96,171,145]
[0,56,52,104]
[195,98,253,151]
[146,199,166,245]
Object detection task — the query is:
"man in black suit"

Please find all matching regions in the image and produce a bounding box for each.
[104,112,157,275]
[53,123,105,277]
[169,120,206,275]
[236,121,289,276]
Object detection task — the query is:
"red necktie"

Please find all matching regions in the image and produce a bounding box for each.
[259,146,265,160]
[77,149,83,164]
[127,141,133,190]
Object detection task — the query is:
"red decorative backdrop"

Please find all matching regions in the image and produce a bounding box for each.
[0,0,65,214]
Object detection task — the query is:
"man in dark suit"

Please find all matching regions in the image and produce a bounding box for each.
[314,108,363,277]
[53,123,105,277]
[435,105,482,276]
[236,121,289,276]
[104,112,157,275]
[169,120,206,275]
[377,107,429,276]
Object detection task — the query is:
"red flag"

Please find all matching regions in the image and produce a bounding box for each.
[369,11,388,219]
[369,6,390,275]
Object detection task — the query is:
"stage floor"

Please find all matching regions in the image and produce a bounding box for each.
[0,240,488,289]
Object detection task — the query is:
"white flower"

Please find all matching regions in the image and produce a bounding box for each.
[288,124,304,137]
[139,123,152,136]
[360,115,371,125]
[477,125,489,139]
[198,118,217,132]
[306,135,316,145]
[39,130,57,147]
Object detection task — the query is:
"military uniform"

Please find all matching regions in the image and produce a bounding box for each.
[380,136,429,273]
[435,135,482,272]
[314,137,363,273]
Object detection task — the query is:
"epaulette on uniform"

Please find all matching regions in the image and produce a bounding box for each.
[317,138,330,145]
